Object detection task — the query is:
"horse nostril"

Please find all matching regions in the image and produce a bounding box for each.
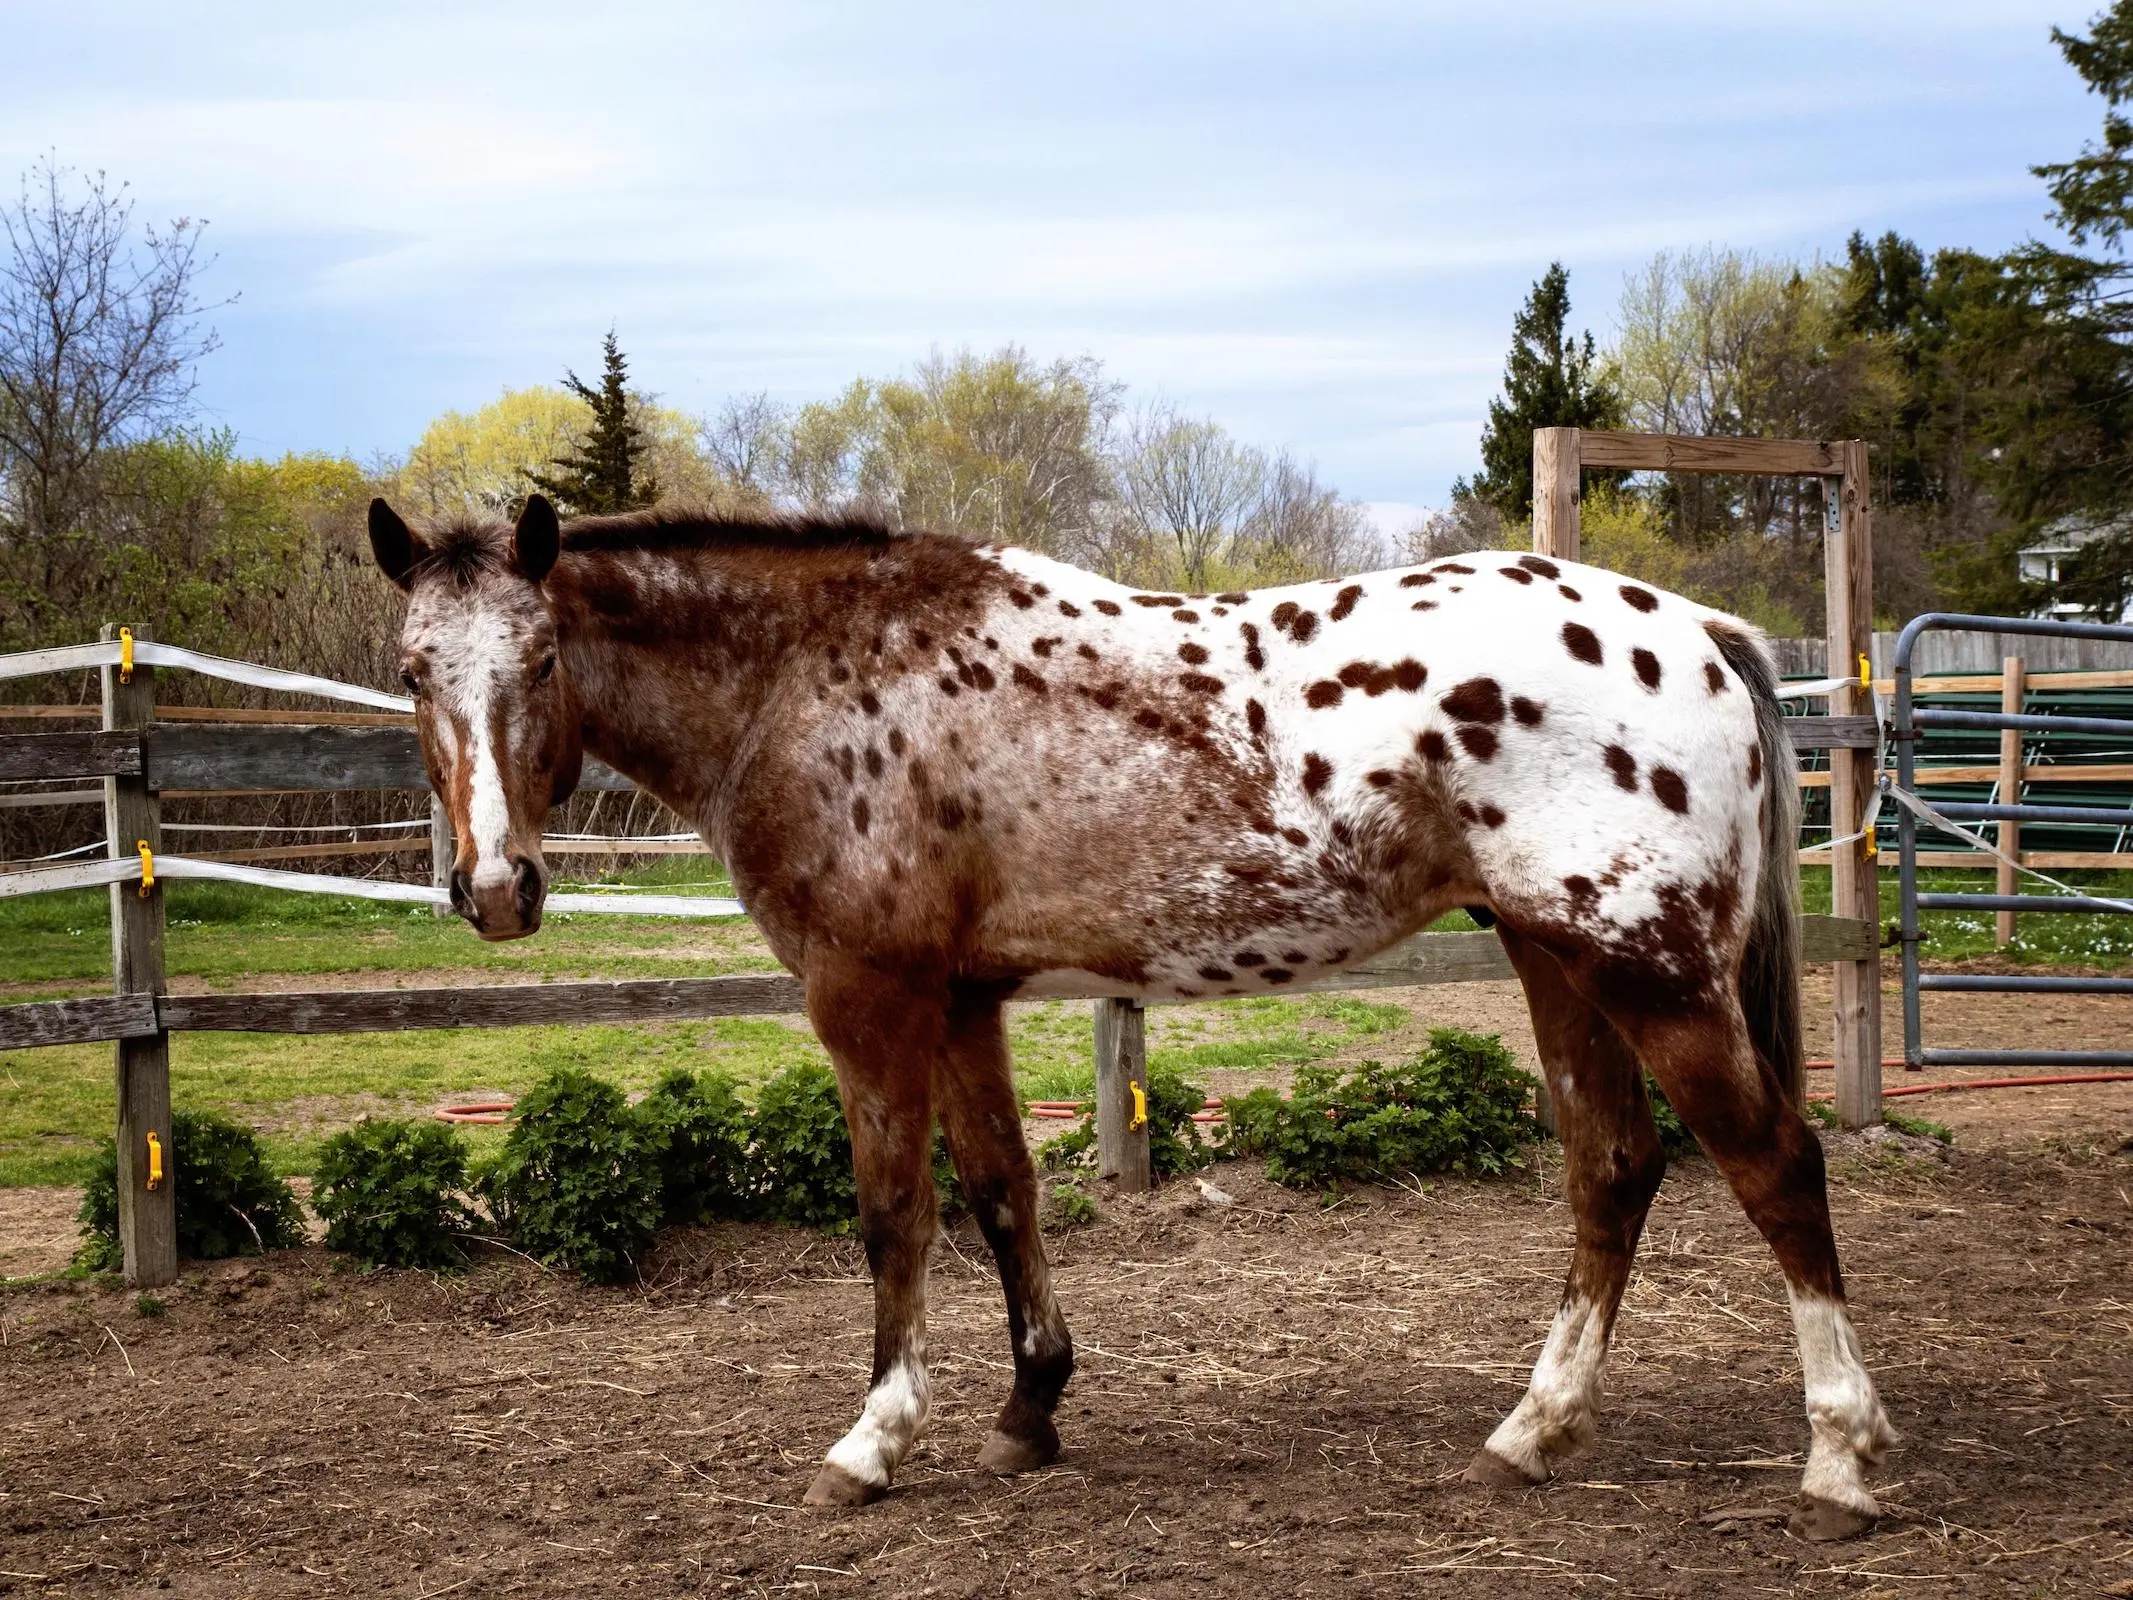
[511,857,543,916]
[449,870,473,915]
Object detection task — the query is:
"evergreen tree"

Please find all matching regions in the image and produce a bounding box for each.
[2034,1,2133,251]
[2002,3,2133,616]
[1465,263,1624,521]
[526,331,659,514]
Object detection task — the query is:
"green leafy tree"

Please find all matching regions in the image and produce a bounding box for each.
[526,330,659,514]
[1465,263,1624,520]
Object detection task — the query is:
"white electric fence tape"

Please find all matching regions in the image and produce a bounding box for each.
[0,639,413,712]
[0,849,745,917]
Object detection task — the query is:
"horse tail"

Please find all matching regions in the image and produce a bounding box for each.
[1706,618,1805,1106]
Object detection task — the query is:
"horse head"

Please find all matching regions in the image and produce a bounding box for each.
[368,494,582,939]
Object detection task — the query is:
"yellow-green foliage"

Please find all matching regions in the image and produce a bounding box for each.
[1577,489,1688,591]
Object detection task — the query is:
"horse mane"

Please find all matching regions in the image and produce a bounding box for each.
[406,502,942,589]
[561,503,926,558]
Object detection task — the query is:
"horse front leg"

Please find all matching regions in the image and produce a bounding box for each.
[803,959,946,1508]
[933,989,1074,1474]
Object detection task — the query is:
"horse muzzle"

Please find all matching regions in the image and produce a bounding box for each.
[451,855,547,940]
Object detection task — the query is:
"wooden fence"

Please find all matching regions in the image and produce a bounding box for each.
[0,618,1879,1288]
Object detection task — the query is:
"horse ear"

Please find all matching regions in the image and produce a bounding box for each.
[516,494,560,585]
[368,498,418,591]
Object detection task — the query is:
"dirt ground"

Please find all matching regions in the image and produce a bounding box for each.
[1,1140,2129,1591]
[3,970,2131,1597]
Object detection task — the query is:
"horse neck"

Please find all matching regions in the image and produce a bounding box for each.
[544,542,866,835]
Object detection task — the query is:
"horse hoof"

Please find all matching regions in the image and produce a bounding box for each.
[803,1463,884,1508]
[1462,1448,1544,1488]
[977,1427,1059,1476]
[1788,1494,1876,1542]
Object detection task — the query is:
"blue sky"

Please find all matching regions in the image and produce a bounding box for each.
[0,1,2103,528]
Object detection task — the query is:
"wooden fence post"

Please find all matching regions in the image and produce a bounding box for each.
[1523,427,1582,1134]
[1996,656,2024,947]
[102,623,176,1287]
[429,793,454,918]
[1531,426,1582,564]
[1093,998,1151,1192]
[1825,450,1882,1127]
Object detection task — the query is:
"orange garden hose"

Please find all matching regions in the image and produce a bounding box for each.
[434,1100,516,1124]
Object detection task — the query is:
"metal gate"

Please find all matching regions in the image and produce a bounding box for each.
[1894,611,2133,1071]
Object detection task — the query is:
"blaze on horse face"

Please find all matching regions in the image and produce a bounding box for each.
[369,495,582,940]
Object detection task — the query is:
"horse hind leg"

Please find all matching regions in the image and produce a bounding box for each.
[933,989,1074,1474]
[1606,990,1897,1540]
[802,959,945,1507]
[1466,929,1666,1488]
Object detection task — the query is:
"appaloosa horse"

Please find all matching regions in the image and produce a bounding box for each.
[369,494,1895,1539]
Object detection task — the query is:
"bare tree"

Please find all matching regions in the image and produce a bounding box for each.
[1400,496,1511,562]
[699,391,789,500]
[1115,406,1262,590]
[0,157,227,544]
[1237,451,1382,580]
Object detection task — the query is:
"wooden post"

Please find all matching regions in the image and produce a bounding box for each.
[1522,426,1582,1135]
[429,793,454,917]
[1825,450,1881,1127]
[1995,657,2024,947]
[102,623,176,1287]
[1531,426,1582,563]
[1093,998,1151,1192]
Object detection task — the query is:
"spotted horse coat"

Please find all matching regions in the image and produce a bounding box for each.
[370,497,1896,1542]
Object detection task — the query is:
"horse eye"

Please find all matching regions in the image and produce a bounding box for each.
[535,652,557,685]
[400,667,422,696]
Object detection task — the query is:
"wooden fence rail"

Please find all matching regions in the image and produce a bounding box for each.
[0,917,1877,1055]
[0,714,1908,796]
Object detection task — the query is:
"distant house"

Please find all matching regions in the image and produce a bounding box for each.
[2018,517,2125,619]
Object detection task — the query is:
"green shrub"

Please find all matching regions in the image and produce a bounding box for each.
[1047,1177,1098,1228]
[930,1128,967,1218]
[478,1068,661,1284]
[76,1109,305,1270]
[1645,1074,1698,1157]
[1224,1027,1537,1189]
[747,1061,858,1229]
[1148,1068,1216,1176]
[1036,1114,1095,1172]
[636,1068,752,1224]
[311,1118,476,1272]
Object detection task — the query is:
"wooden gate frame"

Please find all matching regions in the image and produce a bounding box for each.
[1532,428,1881,1129]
